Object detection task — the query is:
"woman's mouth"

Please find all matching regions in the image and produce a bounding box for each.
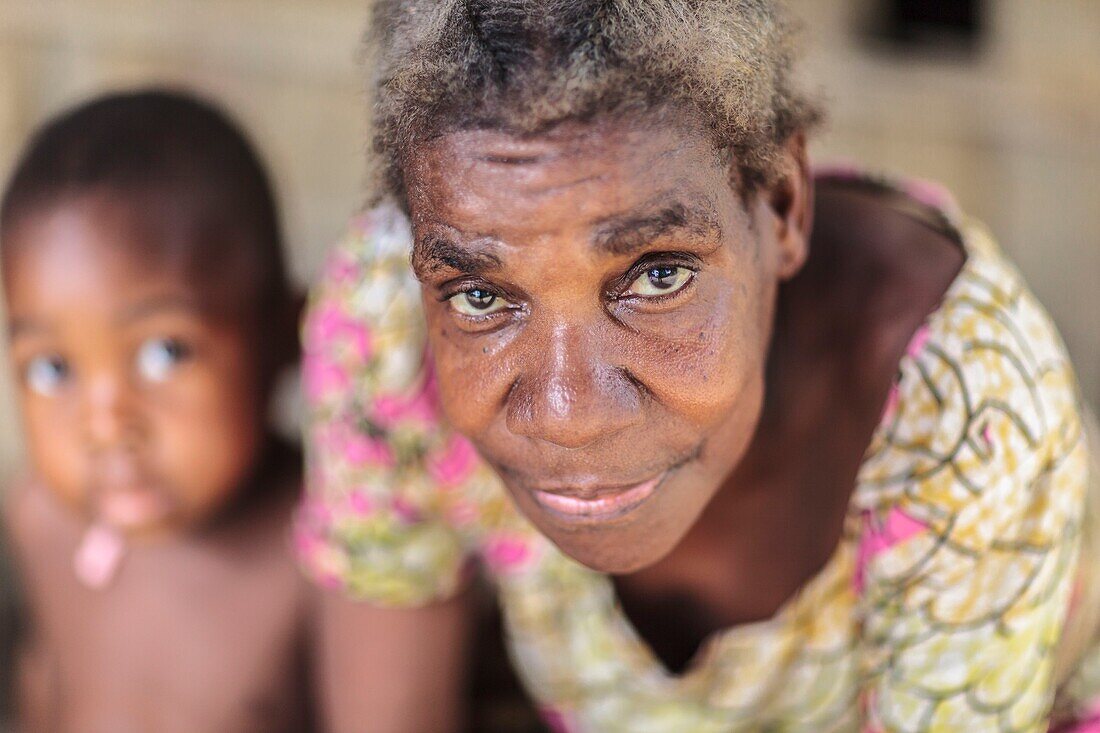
[530,472,667,524]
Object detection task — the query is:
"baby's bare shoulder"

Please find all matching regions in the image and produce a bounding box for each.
[211,463,308,604]
[3,477,76,574]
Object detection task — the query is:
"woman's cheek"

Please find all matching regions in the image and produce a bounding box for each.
[427,311,514,438]
[620,285,756,427]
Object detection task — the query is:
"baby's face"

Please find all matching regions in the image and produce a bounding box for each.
[3,196,266,536]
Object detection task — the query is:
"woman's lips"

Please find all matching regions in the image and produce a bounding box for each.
[530,473,666,523]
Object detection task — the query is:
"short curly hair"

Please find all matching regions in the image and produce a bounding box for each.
[365,0,821,206]
[0,89,297,372]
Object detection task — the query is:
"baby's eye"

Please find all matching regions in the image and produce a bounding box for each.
[24,355,70,396]
[136,337,191,383]
[626,266,694,298]
[448,288,511,317]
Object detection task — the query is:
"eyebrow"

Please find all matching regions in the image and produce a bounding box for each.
[8,317,52,340]
[410,198,723,276]
[411,233,503,278]
[7,296,201,340]
[593,199,723,256]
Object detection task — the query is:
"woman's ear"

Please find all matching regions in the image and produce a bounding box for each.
[766,132,813,281]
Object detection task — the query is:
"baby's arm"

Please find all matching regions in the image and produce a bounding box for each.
[3,483,59,733]
[14,638,56,733]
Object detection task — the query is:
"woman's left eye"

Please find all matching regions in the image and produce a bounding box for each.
[447,288,512,317]
[135,337,191,383]
[625,265,694,298]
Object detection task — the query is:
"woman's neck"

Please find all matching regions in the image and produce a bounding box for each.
[613,179,965,672]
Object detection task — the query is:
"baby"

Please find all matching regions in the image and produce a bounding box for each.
[0,90,311,732]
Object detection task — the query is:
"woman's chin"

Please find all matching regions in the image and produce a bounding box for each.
[533,516,686,575]
[503,467,708,575]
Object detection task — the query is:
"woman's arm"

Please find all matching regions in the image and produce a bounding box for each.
[301,207,477,731]
[314,587,473,733]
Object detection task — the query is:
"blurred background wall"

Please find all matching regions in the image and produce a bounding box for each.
[0,0,1097,478]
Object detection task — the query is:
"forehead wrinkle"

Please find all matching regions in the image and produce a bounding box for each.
[463,150,605,193]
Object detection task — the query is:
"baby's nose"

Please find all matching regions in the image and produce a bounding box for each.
[83,375,140,450]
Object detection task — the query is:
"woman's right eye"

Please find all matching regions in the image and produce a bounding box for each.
[24,355,71,396]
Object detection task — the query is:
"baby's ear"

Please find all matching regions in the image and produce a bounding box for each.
[290,289,306,329]
[262,289,306,380]
[281,289,307,367]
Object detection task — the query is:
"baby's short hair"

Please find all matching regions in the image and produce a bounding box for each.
[0,88,292,324]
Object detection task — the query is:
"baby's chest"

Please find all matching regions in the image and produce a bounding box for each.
[39,563,305,732]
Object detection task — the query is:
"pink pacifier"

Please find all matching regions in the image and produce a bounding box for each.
[73,523,126,589]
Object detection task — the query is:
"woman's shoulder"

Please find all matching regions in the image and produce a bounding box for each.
[856,213,1088,556]
[848,213,1093,730]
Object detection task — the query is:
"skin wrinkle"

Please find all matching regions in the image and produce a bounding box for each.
[410,125,727,275]
[411,232,502,277]
[524,172,610,198]
[374,0,973,678]
[592,199,723,256]
[407,116,782,575]
[412,198,723,277]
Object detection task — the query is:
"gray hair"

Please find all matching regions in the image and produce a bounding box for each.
[365,0,821,205]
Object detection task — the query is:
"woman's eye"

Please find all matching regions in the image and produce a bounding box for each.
[24,355,70,396]
[626,266,694,298]
[447,288,511,317]
[136,337,191,383]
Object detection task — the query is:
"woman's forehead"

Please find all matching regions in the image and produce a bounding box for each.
[404,118,729,240]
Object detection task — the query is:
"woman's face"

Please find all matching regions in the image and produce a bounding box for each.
[406,116,809,573]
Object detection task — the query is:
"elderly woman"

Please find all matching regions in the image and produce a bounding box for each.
[296,2,1100,731]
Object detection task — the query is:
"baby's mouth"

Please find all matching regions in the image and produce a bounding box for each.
[96,487,173,529]
[89,454,173,529]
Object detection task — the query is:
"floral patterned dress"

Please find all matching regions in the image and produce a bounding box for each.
[296,172,1100,732]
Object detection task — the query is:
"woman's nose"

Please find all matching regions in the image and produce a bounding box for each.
[505,322,642,450]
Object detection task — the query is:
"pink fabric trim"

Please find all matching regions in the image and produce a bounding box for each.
[855,507,929,593]
[482,534,534,574]
[540,707,576,733]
